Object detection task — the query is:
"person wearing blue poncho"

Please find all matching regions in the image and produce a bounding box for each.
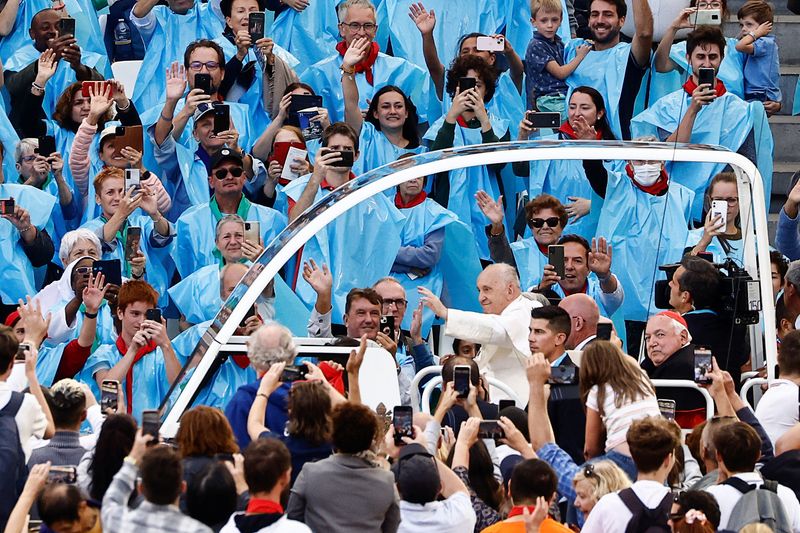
[300,0,428,124]
[171,263,262,410]
[5,9,106,135]
[0,182,57,305]
[341,38,424,177]
[174,147,286,278]
[80,167,176,308]
[129,0,222,111]
[563,0,653,140]
[631,25,772,222]
[282,122,405,319]
[85,280,182,420]
[152,66,266,221]
[581,153,693,355]
[684,173,744,265]
[424,55,510,262]
[408,4,524,129]
[269,0,339,72]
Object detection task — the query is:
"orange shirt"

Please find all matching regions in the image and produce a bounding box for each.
[481,517,572,533]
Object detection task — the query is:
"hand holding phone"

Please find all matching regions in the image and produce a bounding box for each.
[392,405,414,445]
[453,365,471,399]
[693,347,713,385]
[101,380,120,413]
[141,410,160,441]
[710,200,727,230]
[548,245,565,279]
[15,342,30,363]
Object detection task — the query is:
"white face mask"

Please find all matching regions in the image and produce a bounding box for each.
[632,163,662,187]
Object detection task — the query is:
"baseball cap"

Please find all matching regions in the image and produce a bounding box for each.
[391,443,441,504]
[193,102,216,123]
[99,126,117,146]
[209,147,243,170]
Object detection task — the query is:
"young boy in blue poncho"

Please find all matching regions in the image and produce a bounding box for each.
[735,0,781,109]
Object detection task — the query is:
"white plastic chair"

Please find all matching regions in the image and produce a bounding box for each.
[110,60,143,98]
[409,366,443,413]
[739,377,770,409]
[651,379,715,422]
[419,375,522,415]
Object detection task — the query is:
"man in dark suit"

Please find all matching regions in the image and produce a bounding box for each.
[558,293,600,351]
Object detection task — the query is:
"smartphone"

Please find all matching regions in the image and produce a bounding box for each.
[289,94,323,116]
[58,17,75,36]
[37,135,56,157]
[392,405,414,445]
[101,380,119,413]
[526,111,561,129]
[195,73,212,95]
[320,149,354,168]
[698,67,716,89]
[213,104,231,134]
[694,347,713,385]
[297,110,323,141]
[692,8,722,25]
[248,11,265,41]
[477,420,505,440]
[48,465,77,484]
[141,409,160,440]
[114,125,144,155]
[453,365,471,399]
[711,200,727,229]
[124,226,141,262]
[596,322,613,341]
[15,342,30,362]
[124,168,141,193]
[145,308,162,323]
[92,259,122,286]
[281,364,309,383]
[548,364,578,385]
[0,198,15,215]
[476,35,504,52]
[458,77,476,93]
[658,399,676,421]
[380,315,395,336]
[548,244,565,279]
[498,399,515,412]
[239,305,257,329]
[80,80,113,98]
[244,221,260,245]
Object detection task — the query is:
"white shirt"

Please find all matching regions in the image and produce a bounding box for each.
[586,383,661,452]
[445,294,541,401]
[575,335,597,351]
[754,379,799,446]
[219,513,311,533]
[705,472,800,532]
[397,492,476,533]
[0,380,48,461]
[581,480,671,533]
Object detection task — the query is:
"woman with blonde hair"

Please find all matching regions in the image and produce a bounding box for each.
[580,341,661,479]
[571,460,631,522]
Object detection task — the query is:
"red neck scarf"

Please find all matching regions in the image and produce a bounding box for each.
[246,498,283,515]
[508,505,544,518]
[564,280,589,296]
[683,77,727,98]
[536,242,550,256]
[456,116,472,128]
[115,336,157,414]
[625,163,669,196]
[336,41,380,85]
[558,120,603,140]
[395,191,427,209]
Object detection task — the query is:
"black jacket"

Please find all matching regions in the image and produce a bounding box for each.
[641,343,706,411]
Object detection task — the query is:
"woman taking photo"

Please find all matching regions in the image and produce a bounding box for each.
[686,172,743,264]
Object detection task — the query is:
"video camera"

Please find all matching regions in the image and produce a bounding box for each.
[654,258,762,325]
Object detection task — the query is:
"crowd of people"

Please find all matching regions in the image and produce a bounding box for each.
[2,0,800,530]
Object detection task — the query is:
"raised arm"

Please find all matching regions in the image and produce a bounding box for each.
[665,85,714,144]
[0,0,21,35]
[545,42,591,80]
[655,8,694,73]
[288,151,341,222]
[247,362,285,441]
[630,0,654,67]
[155,63,187,147]
[527,354,556,450]
[408,2,445,99]
[341,37,370,135]
[132,0,159,19]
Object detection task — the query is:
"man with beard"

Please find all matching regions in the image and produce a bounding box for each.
[564,0,653,140]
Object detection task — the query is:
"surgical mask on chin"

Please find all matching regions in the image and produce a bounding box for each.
[632,163,662,187]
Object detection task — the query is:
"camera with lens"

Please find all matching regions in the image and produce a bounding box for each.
[654,258,761,325]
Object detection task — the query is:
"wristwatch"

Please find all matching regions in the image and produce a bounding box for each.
[748,31,757,41]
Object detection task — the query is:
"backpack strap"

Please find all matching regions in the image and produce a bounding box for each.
[722,477,757,494]
[762,479,779,493]
[0,392,25,417]
[619,488,647,515]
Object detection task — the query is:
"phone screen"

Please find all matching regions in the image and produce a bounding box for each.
[698,68,716,88]
[248,12,265,40]
[101,380,119,413]
[213,105,231,134]
[15,342,30,362]
[380,315,395,336]
[0,198,15,215]
[548,245,565,279]
[498,399,515,412]
[37,135,56,157]
[125,226,141,262]
[548,365,577,385]
[195,73,213,95]
[657,399,676,421]
[477,420,505,440]
[453,365,471,398]
[596,323,612,341]
[280,364,308,383]
[141,410,160,440]
[694,347,713,384]
[393,406,414,444]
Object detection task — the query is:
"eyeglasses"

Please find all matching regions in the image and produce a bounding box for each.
[340,22,377,32]
[189,61,220,71]
[711,197,738,204]
[697,1,723,8]
[214,167,244,180]
[382,298,407,308]
[20,155,37,163]
[530,217,560,228]
[74,266,92,276]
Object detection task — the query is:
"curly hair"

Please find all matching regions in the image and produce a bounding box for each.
[445,55,497,103]
[176,406,239,458]
[525,194,568,228]
[53,82,112,133]
[331,402,379,454]
[247,323,297,371]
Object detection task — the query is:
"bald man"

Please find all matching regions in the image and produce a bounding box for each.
[558,293,600,351]
[420,263,543,401]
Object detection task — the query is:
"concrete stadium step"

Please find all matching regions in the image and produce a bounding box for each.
[768,162,798,213]
[769,115,800,162]
[727,0,797,17]
[778,65,798,115]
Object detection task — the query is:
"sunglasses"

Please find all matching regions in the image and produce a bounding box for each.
[214,167,244,180]
[74,266,92,276]
[530,217,560,229]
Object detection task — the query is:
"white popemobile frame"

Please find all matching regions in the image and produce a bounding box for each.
[159,140,775,438]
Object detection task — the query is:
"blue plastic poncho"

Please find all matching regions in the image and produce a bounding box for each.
[510,238,547,291]
[595,171,694,322]
[352,121,426,177]
[435,71,524,137]
[131,3,223,112]
[0,183,56,304]
[684,227,744,266]
[173,196,287,277]
[270,0,339,73]
[422,114,509,261]
[301,52,429,124]
[281,174,406,320]
[631,89,773,220]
